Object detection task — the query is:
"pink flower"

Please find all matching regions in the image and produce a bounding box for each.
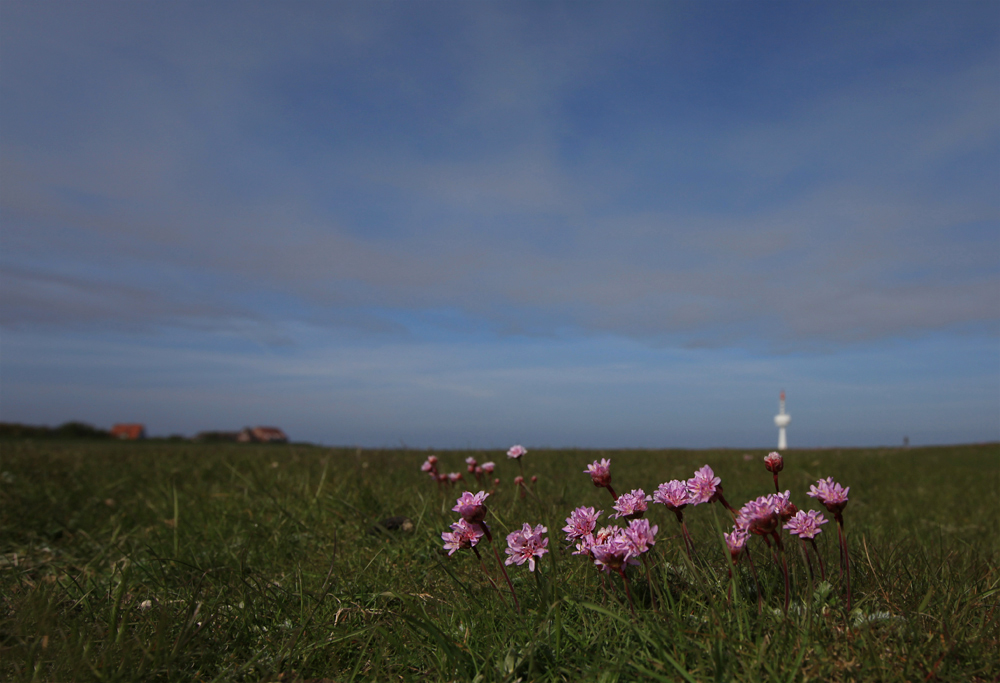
[452,491,489,523]
[686,465,722,505]
[481,461,495,474]
[590,528,639,573]
[624,518,658,555]
[465,456,477,467]
[573,533,597,556]
[807,477,850,515]
[447,472,463,484]
[514,475,524,485]
[772,490,798,522]
[613,489,651,519]
[507,444,527,460]
[764,452,784,473]
[427,455,438,465]
[504,523,549,571]
[737,495,781,536]
[563,506,603,541]
[784,509,828,539]
[653,480,690,510]
[584,458,612,487]
[420,458,436,473]
[441,519,484,555]
[724,528,748,561]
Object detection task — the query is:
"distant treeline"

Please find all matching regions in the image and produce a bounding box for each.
[0,421,113,440]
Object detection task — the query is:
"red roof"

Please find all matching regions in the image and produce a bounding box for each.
[110,424,146,440]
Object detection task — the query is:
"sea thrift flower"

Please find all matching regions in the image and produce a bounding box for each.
[653,480,690,511]
[441,519,484,555]
[624,518,658,555]
[591,529,640,573]
[481,461,495,475]
[784,509,828,539]
[504,523,549,571]
[807,477,850,516]
[573,533,597,556]
[447,472,463,484]
[613,489,651,519]
[764,452,784,473]
[465,456,478,473]
[513,475,524,486]
[686,465,722,505]
[531,475,538,483]
[772,490,798,522]
[585,459,612,487]
[738,496,781,536]
[420,460,435,473]
[452,491,489,524]
[563,506,603,540]
[507,445,527,459]
[724,528,748,563]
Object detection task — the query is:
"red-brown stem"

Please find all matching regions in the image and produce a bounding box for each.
[744,545,763,613]
[837,516,851,611]
[808,537,826,581]
[681,519,695,559]
[772,532,789,614]
[605,484,618,501]
[472,546,505,604]
[617,568,636,617]
[641,554,658,612]
[479,522,520,613]
[773,473,780,494]
[801,540,815,580]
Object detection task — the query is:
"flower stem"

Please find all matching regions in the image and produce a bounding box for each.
[809,537,826,581]
[618,568,636,617]
[744,545,763,613]
[480,522,520,613]
[605,484,618,501]
[837,516,851,611]
[472,546,505,604]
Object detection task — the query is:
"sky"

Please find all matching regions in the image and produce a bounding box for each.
[1,1,997,449]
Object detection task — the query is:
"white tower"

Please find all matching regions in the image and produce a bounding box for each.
[774,390,790,451]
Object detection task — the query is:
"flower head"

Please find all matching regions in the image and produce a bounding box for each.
[420,457,437,473]
[584,458,612,487]
[613,489,652,519]
[564,506,602,540]
[807,477,850,515]
[784,509,828,539]
[653,480,690,510]
[772,490,798,522]
[452,491,489,523]
[624,518,658,555]
[504,523,548,571]
[447,472,463,484]
[724,528,748,562]
[513,475,525,486]
[590,528,640,573]
[686,465,722,505]
[507,444,527,460]
[573,533,597,556]
[481,461,495,474]
[465,456,477,467]
[764,452,784,474]
[737,495,781,536]
[441,519,484,555]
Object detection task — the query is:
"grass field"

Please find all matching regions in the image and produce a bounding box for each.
[1,441,997,682]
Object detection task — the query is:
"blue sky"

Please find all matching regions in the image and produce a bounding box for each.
[1,1,997,448]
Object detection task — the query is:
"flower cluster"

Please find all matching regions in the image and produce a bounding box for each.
[434,449,853,614]
[441,519,484,555]
[504,523,549,571]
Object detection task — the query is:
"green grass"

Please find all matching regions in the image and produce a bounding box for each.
[1,441,997,682]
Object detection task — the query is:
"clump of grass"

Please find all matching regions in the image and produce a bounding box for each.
[1,441,998,681]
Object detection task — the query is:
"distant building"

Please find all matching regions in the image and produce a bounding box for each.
[194,431,240,442]
[110,424,146,440]
[237,426,289,443]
